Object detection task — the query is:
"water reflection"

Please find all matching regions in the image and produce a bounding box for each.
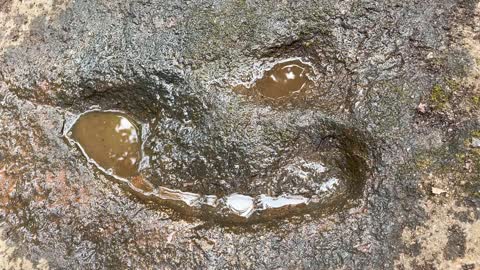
[224,194,255,217]
[258,195,309,209]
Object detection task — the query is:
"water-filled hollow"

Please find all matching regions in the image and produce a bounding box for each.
[64,62,374,224]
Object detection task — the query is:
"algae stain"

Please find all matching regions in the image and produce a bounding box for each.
[430,84,449,109]
[472,96,480,107]
[69,111,142,178]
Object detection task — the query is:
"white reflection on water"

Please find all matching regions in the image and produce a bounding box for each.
[319,177,339,192]
[225,194,255,218]
[258,195,309,209]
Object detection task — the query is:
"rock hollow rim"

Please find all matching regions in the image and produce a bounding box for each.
[64,109,369,224]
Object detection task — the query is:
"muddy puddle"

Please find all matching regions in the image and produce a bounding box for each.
[234,59,315,100]
[69,111,142,178]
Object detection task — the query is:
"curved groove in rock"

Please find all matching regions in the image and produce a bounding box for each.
[64,109,373,224]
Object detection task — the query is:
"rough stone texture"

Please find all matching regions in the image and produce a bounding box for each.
[0,0,480,269]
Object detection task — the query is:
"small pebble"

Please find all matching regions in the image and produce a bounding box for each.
[417,102,428,114]
[432,187,447,195]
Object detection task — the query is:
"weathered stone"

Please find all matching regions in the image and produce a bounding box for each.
[1,0,480,269]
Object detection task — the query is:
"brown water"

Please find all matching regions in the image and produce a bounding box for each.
[70,111,141,178]
[238,60,313,98]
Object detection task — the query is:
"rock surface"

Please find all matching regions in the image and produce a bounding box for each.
[1,0,480,269]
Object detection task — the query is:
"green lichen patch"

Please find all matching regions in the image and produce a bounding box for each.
[472,96,480,106]
[446,79,460,93]
[471,130,480,138]
[430,84,450,110]
[412,129,480,201]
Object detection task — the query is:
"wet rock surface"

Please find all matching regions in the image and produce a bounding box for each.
[1,0,480,269]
